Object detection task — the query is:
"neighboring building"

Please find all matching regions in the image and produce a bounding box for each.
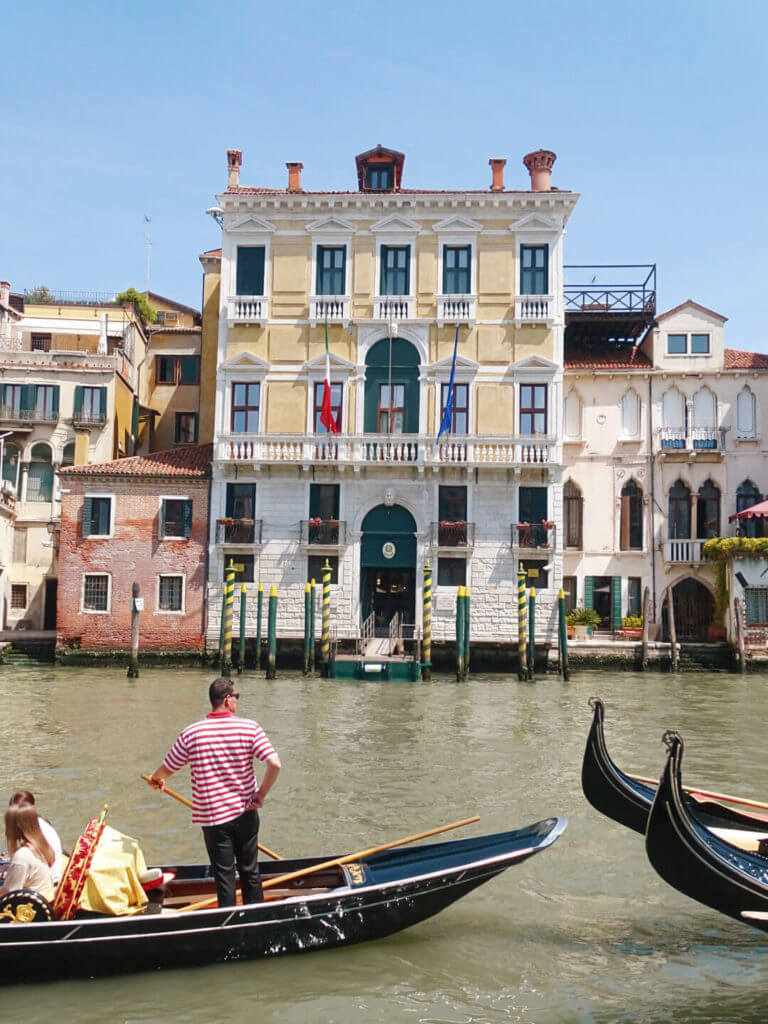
[144,292,203,452]
[57,444,211,653]
[203,145,579,647]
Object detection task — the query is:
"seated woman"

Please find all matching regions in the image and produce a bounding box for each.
[8,791,63,884]
[0,805,56,899]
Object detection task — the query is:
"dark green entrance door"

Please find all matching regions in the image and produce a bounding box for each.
[362,569,416,631]
[360,504,417,630]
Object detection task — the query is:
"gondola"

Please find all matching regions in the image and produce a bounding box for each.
[645,731,768,930]
[0,817,566,983]
[582,697,768,835]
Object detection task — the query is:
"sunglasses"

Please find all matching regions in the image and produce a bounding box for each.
[227,691,240,701]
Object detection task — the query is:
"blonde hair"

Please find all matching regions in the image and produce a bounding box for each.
[4,805,54,867]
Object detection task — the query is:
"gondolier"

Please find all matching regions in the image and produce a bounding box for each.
[149,677,281,907]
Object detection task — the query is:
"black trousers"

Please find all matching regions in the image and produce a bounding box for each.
[202,809,263,907]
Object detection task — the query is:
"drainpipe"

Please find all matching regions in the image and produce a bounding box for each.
[648,374,658,622]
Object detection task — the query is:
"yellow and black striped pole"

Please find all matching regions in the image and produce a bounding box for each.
[422,560,432,680]
[517,562,527,681]
[321,560,331,677]
[221,560,236,674]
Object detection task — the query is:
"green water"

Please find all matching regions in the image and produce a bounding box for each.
[1,666,767,1023]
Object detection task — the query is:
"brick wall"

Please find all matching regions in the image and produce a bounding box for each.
[58,476,209,650]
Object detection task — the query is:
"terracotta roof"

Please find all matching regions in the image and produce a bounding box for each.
[565,344,652,370]
[201,248,221,257]
[146,291,201,320]
[656,299,727,323]
[60,443,212,478]
[724,348,768,369]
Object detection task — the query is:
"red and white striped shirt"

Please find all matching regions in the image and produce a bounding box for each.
[162,711,277,826]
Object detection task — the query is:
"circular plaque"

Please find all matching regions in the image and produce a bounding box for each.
[382,541,396,560]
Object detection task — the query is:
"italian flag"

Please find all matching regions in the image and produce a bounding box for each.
[319,318,339,433]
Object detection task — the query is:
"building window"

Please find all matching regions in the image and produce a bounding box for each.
[691,333,710,354]
[439,485,467,524]
[157,355,200,385]
[563,390,582,440]
[316,247,346,295]
[76,386,107,424]
[564,480,583,548]
[378,383,405,433]
[10,584,27,610]
[667,333,687,355]
[620,480,643,550]
[160,498,192,539]
[437,557,466,587]
[158,575,184,612]
[745,587,768,626]
[563,576,577,614]
[736,479,764,539]
[30,333,51,352]
[175,412,199,444]
[520,384,548,435]
[222,555,255,583]
[62,442,75,467]
[308,554,338,584]
[366,165,393,190]
[521,559,548,588]
[668,480,691,539]
[627,577,642,617]
[27,443,53,503]
[309,483,340,521]
[443,246,471,294]
[736,387,757,439]
[2,442,20,490]
[82,496,112,538]
[83,574,109,612]
[697,479,721,539]
[380,246,410,295]
[231,383,260,433]
[313,382,342,433]
[440,383,468,435]
[520,245,548,295]
[35,385,58,421]
[12,528,26,563]
[236,246,266,295]
[620,389,641,439]
[2,384,23,417]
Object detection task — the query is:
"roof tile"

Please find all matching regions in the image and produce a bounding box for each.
[565,345,652,370]
[60,443,212,479]
[724,348,768,370]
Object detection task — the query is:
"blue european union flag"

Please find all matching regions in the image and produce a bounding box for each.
[437,324,459,443]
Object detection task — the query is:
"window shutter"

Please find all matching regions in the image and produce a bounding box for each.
[584,576,594,610]
[612,577,622,629]
[0,384,4,409]
[51,386,59,415]
[82,496,93,538]
[21,384,35,412]
[620,496,631,550]
[183,499,193,538]
[158,501,166,540]
[131,397,139,436]
[99,387,108,419]
[74,386,84,417]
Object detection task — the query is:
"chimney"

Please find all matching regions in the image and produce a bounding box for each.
[489,158,507,192]
[523,149,556,191]
[286,162,304,192]
[227,149,242,188]
[0,281,9,306]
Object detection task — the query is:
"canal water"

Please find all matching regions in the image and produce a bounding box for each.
[1,665,767,1023]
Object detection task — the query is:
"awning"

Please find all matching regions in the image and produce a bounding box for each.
[729,499,768,522]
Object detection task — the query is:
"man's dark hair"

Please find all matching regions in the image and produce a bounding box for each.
[9,790,35,807]
[209,677,235,708]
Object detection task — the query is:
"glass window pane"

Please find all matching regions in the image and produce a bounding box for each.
[691,333,710,354]
[236,246,265,295]
[667,334,687,354]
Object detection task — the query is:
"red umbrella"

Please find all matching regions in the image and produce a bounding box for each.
[729,499,768,522]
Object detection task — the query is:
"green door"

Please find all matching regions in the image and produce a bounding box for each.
[363,338,421,434]
[360,504,417,628]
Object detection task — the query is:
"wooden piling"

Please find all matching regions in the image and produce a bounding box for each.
[127,582,140,678]
[221,561,235,675]
[266,585,277,680]
[238,583,246,674]
[421,560,432,681]
[641,586,650,672]
[303,582,311,676]
[558,588,569,681]
[517,563,528,681]
[735,597,746,674]
[321,561,331,678]
[309,578,316,674]
[255,582,263,671]
[528,586,536,681]
[667,584,679,672]
[463,586,470,677]
[456,585,466,681]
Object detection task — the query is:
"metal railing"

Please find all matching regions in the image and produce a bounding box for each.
[659,427,722,452]
[358,611,375,656]
[431,521,475,548]
[563,265,656,314]
[388,611,402,656]
[215,519,263,544]
[73,411,107,428]
[512,523,555,550]
[299,519,346,546]
[22,289,119,305]
[0,407,58,424]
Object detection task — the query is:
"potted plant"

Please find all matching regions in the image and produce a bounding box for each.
[566,606,601,639]
[619,614,643,639]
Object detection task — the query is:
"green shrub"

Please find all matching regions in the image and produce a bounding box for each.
[621,615,644,628]
[566,607,601,628]
[115,288,157,325]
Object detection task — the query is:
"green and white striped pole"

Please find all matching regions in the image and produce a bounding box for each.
[517,562,527,681]
[321,560,331,677]
[266,585,277,680]
[221,561,236,675]
[422,560,432,681]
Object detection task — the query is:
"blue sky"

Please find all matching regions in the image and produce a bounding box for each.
[3,0,766,348]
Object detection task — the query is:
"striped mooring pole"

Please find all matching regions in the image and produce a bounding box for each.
[421,560,432,681]
[517,562,528,681]
[221,561,236,674]
[527,585,536,681]
[303,582,312,675]
[456,585,466,682]
[321,561,331,678]
[266,585,277,680]
[309,578,317,674]
[558,588,570,681]
[463,585,471,678]
[237,583,247,674]
[255,582,264,671]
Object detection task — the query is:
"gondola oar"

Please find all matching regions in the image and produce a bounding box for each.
[180,814,481,913]
[140,773,283,860]
[629,773,768,816]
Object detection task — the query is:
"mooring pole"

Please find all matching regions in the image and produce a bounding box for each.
[517,563,527,681]
[303,582,311,676]
[528,585,536,681]
[667,584,679,673]
[255,581,263,671]
[456,585,466,681]
[127,581,140,678]
[266,585,277,680]
[309,578,316,674]
[641,586,650,672]
[321,561,331,678]
[237,583,247,674]
[221,561,235,675]
[422,560,432,681]
[218,583,226,662]
[463,585,471,678]
[735,597,746,675]
[558,588,569,681]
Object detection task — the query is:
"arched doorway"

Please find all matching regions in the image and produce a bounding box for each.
[361,504,416,631]
[662,578,715,641]
[364,338,420,434]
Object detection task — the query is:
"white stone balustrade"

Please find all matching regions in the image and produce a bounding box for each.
[374,296,414,321]
[664,539,705,563]
[514,294,553,324]
[437,294,476,325]
[309,296,350,325]
[227,295,268,324]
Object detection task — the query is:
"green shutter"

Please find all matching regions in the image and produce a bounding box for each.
[131,397,139,436]
[82,496,93,538]
[99,387,108,420]
[612,576,622,630]
[158,501,166,540]
[21,385,35,412]
[584,576,594,611]
[51,386,59,416]
[0,384,4,410]
[183,499,193,538]
[74,386,84,417]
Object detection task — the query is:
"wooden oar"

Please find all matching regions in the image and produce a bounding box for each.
[140,774,283,860]
[180,814,481,913]
[629,773,768,815]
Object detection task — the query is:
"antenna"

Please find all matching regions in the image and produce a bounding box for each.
[144,214,152,294]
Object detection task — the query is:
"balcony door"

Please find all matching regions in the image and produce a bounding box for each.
[363,338,420,434]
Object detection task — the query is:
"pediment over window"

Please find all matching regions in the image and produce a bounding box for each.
[426,354,480,376]
[301,352,356,374]
[508,354,558,374]
[226,214,276,234]
[305,215,357,235]
[432,215,483,234]
[509,212,561,233]
[220,351,271,372]
[370,213,421,234]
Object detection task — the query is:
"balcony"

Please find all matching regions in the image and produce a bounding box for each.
[217,433,560,470]
[215,518,263,545]
[431,520,475,550]
[515,294,554,326]
[73,411,107,430]
[564,265,656,345]
[664,539,705,563]
[374,296,414,321]
[511,522,555,551]
[437,295,476,326]
[227,295,268,325]
[299,519,347,546]
[659,428,722,455]
[0,407,57,428]
[309,296,350,326]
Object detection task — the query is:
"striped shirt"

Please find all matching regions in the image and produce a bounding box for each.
[162,711,277,826]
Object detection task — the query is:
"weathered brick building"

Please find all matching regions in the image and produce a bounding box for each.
[57,444,211,654]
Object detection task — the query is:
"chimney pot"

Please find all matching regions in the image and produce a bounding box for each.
[489,158,507,192]
[0,281,9,305]
[227,149,242,188]
[286,162,304,192]
[523,149,556,191]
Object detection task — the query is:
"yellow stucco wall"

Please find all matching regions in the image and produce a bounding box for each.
[475,382,514,434]
[514,326,555,363]
[272,241,310,319]
[199,264,220,444]
[146,329,202,450]
[265,380,306,432]
[113,376,135,457]
[74,432,90,465]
